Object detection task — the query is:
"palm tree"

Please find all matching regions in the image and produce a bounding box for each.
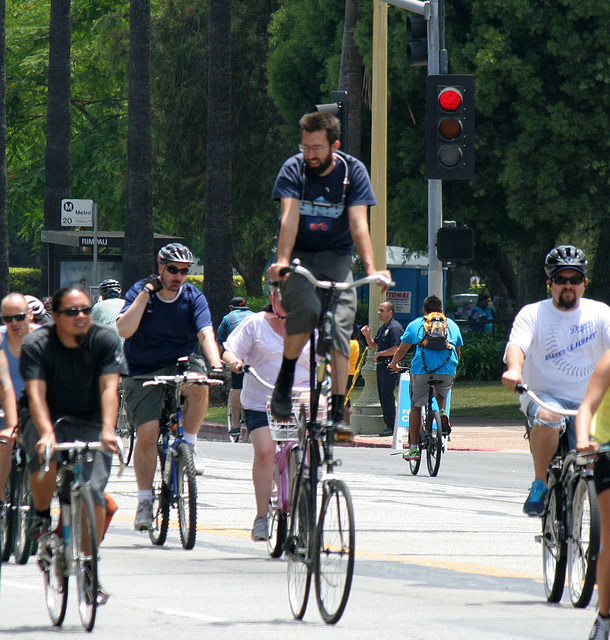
[205,0,233,327]
[123,0,154,289]
[42,0,71,295]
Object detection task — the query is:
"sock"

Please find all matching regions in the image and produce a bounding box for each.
[35,508,51,519]
[279,356,297,377]
[138,489,153,502]
[601,613,610,620]
[331,395,345,422]
[183,432,197,446]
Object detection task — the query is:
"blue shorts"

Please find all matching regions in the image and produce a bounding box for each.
[524,392,578,450]
[243,409,269,433]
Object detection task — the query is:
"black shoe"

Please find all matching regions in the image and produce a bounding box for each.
[229,427,241,438]
[28,515,51,541]
[270,372,294,420]
[378,428,394,437]
[333,419,355,443]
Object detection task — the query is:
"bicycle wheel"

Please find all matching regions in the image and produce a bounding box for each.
[40,533,68,627]
[568,475,600,608]
[176,441,198,550]
[287,478,312,620]
[72,484,98,631]
[408,425,423,476]
[426,410,443,477]
[12,467,34,565]
[542,473,567,602]
[267,470,287,558]
[0,470,14,562]
[150,442,170,546]
[116,396,135,465]
[314,479,355,624]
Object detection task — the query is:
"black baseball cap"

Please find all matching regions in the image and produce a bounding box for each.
[229,297,248,309]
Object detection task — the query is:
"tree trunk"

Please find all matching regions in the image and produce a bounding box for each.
[515,231,554,311]
[42,0,71,295]
[338,0,363,158]
[124,0,154,290]
[0,0,7,299]
[205,0,233,329]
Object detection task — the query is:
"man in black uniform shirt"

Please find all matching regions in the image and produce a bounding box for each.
[361,301,403,436]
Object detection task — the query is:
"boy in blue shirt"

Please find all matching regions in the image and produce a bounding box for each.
[388,295,463,460]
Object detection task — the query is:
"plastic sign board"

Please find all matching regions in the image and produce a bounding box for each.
[61,199,94,227]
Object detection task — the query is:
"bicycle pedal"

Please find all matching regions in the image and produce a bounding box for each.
[534,535,542,544]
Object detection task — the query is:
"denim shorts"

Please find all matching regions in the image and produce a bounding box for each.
[243,409,269,433]
[524,392,578,450]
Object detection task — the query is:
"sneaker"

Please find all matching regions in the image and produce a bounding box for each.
[134,499,153,531]
[229,427,241,439]
[251,515,269,541]
[191,446,205,476]
[440,410,451,436]
[270,371,294,420]
[523,479,548,517]
[333,419,355,443]
[28,514,51,541]
[589,615,610,640]
[403,447,420,461]
[97,582,110,606]
[378,427,394,437]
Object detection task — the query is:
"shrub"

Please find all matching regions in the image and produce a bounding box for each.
[456,332,507,381]
[8,268,42,296]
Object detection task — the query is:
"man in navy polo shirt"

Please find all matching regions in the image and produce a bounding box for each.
[118,243,223,532]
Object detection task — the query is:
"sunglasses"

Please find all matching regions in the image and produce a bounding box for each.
[165,266,189,275]
[57,306,93,317]
[552,275,585,285]
[1,313,27,323]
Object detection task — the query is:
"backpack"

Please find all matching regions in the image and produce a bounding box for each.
[419,312,453,373]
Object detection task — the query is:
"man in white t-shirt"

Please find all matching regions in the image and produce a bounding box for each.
[502,245,610,516]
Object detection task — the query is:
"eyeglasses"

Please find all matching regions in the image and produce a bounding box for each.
[298,144,330,154]
[165,265,189,275]
[1,313,27,323]
[552,275,585,285]
[57,306,93,317]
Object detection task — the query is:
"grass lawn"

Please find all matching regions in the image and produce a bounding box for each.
[206,380,523,424]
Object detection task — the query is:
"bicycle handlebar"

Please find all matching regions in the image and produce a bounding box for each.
[137,371,223,387]
[283,259,395,291]
[241,364,308,392]
[515,382,578,417]
[39,440,110,480]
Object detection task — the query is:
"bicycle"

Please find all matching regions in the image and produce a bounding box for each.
[135,357,222,550]
[517,383,600,608]
[36,430,125,632]
[0,428,36,565]
[403,374,448,477]
[281,259,393,624]
[115,382,135,465]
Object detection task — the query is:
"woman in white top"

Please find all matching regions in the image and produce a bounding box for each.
[223,283,310,542]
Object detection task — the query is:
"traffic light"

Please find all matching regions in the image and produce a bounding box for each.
[316,90,349,153]
[426,74,475,180]
[436,225,474,263]
[407,15,427,67]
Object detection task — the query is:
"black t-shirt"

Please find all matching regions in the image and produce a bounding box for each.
[20,323,128,421]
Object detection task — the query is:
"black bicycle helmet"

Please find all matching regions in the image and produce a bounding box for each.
[157,243,194,265]
[99,278,122,298]
[544,245,588,279]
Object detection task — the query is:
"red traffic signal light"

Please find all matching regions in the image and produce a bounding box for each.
[426,75,475,180]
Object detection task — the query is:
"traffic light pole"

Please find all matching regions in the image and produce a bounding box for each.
[381,0,444,300]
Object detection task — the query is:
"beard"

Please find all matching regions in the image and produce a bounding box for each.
[74,332,88,346]
[556,291,577,310]
[305,153,334,176]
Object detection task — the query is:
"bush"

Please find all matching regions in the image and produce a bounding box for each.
[8,268,42,296]
[456,332,507,381]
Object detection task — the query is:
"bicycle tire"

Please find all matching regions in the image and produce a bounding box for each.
[72,483,98,631]
[150,442,170,546]
[568,475,600,608]
[426,410,443,477]
[267,467,288,558]
[408,424,423,475]
[542,473,567,602]
[176,441,198,550]
[12,467,34,565]
[0,470,14,562]
[314,478,355,624]
[287,478,312,620]
[116,394,135,465]
[41,532,68,627]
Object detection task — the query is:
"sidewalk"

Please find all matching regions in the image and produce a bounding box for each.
[199,416,530,453]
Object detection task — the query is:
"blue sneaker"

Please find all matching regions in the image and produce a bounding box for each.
[523,480,548,517]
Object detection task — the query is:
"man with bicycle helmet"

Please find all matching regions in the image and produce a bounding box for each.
[502,245,610,516]
[92,279,124,335]
[117,243,223,532]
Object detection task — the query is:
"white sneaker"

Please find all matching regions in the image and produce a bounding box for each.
[191,446,205,476]
[251,515,269,541]
[134,499,153,531]
[590,615,610,640]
